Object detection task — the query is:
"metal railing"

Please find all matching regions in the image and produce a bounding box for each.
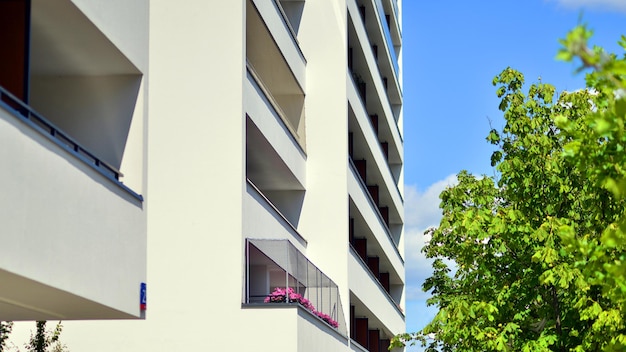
[245,238,348,335]
[0,85,142,201]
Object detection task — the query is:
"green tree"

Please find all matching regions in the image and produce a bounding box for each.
[555,25,626,351]
[0,321,13,352]
[393,27,626,351]
[0,321,68,352]
[25,321,68,352]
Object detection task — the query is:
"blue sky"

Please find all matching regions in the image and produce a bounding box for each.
[401,0,626,349]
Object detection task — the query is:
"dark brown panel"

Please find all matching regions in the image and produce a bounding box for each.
[354,159,366,182]
[368,329,380,352]
[357,81,366,103]
[353,238,367,261]
[367,184,379,206]
[355,318,368,348]
[369,114,378,135]
[379,272,390,293]
[367,256,379,278]
[0,0,29,103]
[380,339,391,351]
[379,206,389,227]
[380,142,388,160]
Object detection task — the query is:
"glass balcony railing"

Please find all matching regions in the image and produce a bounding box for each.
[245,239,347,335]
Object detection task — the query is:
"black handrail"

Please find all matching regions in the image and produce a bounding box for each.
[349,244,405,316]
[0,85,143,201]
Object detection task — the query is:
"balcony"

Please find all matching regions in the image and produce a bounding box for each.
[245,239,347,336]
[245,68,306,189]
[348,201,404,300]
[247,0,306,150]
[348,0,402,116]
[0,98,145,320]
[249,0,306,86]
[245,53,307,232]
[0,0,146,320]
[382,0,402,45]
[350,295,401,352]
[245,112,306,229]
[348,92,403,199]
[349,246,403,315]
[348,159,404,258]
[347,102,404,234]
[349,252,405,335]
[244,180,307,248]
[347,39,403,167]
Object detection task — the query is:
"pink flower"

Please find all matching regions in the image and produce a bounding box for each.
[313,311,339,328]
[263,287,339,329]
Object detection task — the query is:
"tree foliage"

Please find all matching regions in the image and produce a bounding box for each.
[1,322,14,352]
[392,26,626,351]
[0,321,68,352]
[25,321,68,352]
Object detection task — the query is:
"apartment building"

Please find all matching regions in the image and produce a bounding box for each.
[0,0,404,351]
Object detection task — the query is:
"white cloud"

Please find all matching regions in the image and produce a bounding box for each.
[550,0,626,13]
[404,174,457,301]
[404,174,457,229]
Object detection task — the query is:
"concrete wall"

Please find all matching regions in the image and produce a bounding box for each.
[61,0,245,350]
[296,0,352,335]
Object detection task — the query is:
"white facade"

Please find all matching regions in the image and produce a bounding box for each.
[1,0,404,351]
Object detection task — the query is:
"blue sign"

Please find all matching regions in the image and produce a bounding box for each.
[140,282,147,310]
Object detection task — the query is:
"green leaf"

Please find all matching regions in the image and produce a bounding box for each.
[594,118,612,136]
[616,98,626,118]
[556,49,573,62]
[491,151,503,166]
